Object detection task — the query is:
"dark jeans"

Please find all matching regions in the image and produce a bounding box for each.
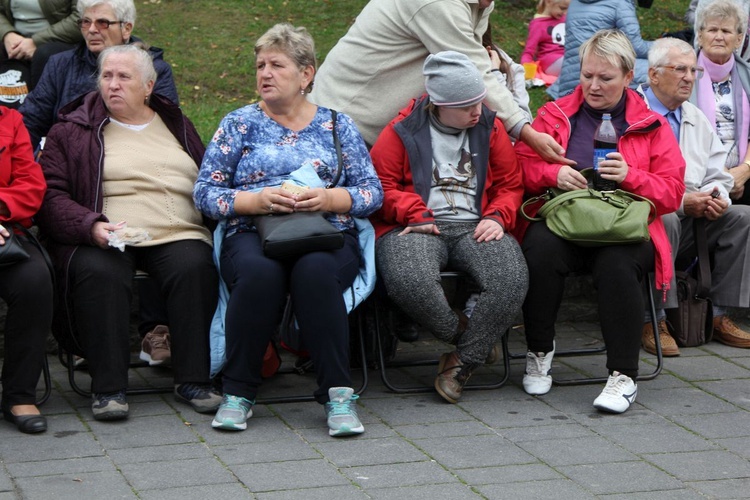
[68,240,217,394]
[521,222,654,379]
[0,238,52,406]
[136,279,169,336]
[220,230,359,404]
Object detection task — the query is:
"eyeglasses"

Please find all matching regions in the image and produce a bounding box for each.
[660,65,704,80]
[76,18,123,30]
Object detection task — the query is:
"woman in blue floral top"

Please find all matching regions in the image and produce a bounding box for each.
[194,23,383,436]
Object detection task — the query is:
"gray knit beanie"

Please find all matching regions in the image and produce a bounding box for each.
[423,51,487,107]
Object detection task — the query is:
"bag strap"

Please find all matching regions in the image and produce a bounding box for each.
[519,191,551,222]
[12,223,55,288]
[693,217,711,298]
[327,110,343,188]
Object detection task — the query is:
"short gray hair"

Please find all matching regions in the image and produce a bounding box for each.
[648,37,696,69]
[255,23,316,93]
[98,44,156,90]
[696,0,746,36]
[579,29,636,75]
[77,0,136,26]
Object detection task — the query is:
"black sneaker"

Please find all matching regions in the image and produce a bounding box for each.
[174,383,222,413]
[91,390,129,421]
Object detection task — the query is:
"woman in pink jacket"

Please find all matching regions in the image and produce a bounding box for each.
[514,30,685,414]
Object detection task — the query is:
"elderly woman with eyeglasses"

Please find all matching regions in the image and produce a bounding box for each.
[20,0,178,149]
[692,0,750,204]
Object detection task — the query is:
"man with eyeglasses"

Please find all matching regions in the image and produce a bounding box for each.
[19,0,178,149]
[638,37,750,355]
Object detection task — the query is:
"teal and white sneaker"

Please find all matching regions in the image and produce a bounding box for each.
[211,394,254,431]
[325,387,364,437]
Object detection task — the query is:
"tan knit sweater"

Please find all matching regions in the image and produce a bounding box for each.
[101,115,211,247]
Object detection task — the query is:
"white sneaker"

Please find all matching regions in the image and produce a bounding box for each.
[522,342,555,395]
[593,371,637,414]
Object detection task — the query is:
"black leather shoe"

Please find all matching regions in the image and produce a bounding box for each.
[3,410,47,434]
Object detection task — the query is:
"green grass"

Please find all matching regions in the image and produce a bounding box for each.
[136,0,690,142]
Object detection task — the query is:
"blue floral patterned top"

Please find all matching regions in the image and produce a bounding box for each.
[194,104,383,236]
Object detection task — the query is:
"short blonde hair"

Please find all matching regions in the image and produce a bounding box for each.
[255,23,316,93]
[579,29,635,75]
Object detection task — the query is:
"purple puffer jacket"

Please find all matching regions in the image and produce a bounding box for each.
[36,91,206,352]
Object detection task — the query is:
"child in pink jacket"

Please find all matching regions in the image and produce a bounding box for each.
[521,0,569,76]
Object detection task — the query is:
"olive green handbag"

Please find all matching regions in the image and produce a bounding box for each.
[520,186,656,247]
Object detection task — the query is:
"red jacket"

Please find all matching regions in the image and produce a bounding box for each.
[370,96,524,239]
[0,106,46,229]
[514,87,686,293]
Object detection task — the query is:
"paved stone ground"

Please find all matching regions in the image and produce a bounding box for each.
[2,316,750,499]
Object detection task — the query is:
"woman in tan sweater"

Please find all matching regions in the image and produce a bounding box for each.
[37,44,220,422]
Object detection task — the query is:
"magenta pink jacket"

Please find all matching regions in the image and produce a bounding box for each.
[513,87,686,295]
[521,15,566,72]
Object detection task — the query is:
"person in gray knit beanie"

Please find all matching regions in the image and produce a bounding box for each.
[423,51,488,107]
[371,51,529,405]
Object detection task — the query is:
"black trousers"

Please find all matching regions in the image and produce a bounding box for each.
[521,222,654,379]
[68,240,218,394]
[0,238,52,406]
[220,231,359,404]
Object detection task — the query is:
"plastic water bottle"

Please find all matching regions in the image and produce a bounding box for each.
[593,113,618,191]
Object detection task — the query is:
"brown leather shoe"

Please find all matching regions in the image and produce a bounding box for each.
[642,320,680,356]
[713,316,750,348]
[434,351,477,404]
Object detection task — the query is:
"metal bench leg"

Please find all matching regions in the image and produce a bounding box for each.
[35,355,52,406]
[554,275,663,386]
[375,304,510,394]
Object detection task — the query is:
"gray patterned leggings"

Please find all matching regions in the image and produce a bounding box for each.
[376,221,529,364]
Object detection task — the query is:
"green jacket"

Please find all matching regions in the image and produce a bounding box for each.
[0,0,81,47]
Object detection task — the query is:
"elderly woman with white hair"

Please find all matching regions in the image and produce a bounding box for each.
[370,51,529,405]
[514,29,685,414]
[691,0,750,204]
[37,44,220,422]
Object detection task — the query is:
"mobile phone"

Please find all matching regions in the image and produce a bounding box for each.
[711,188,720,199]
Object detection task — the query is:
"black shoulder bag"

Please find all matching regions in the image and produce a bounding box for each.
[666,218,713,346]
[253,110,345,259]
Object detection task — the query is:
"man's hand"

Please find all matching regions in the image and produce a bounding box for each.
[704,193,728,221]
[683,190,728,220]
[519,125,575,166]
